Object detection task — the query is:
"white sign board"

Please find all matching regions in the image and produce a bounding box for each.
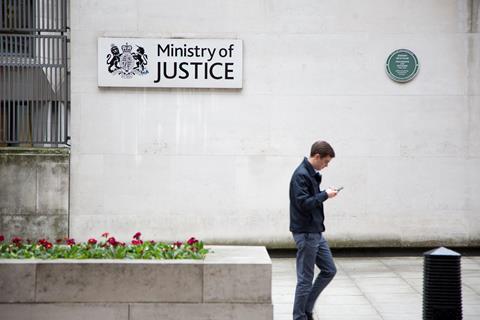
[98,38,243,88]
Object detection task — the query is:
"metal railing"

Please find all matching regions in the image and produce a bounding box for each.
[0,0,69,146]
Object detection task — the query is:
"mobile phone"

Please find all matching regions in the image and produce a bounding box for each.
[336,187,344,192]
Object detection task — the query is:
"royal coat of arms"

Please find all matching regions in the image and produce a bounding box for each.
[106,42,148,78]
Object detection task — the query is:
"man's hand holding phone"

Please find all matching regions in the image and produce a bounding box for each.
[326,187,338,198]
[326,186,343,198]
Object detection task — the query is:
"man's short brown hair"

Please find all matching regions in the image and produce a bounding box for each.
[310,140,335,158]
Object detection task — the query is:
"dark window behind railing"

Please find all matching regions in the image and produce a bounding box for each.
[0,0,69,147]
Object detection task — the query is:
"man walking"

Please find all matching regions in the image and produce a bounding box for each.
[289,140,338,320]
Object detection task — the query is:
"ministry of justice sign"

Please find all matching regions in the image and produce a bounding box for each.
[98,38,243,88]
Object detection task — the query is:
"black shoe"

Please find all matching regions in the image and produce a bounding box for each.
[306,311,314,320]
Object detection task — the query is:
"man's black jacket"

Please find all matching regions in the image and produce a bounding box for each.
[289,157,329,233]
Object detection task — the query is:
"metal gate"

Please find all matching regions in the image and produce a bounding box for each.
[0,0,69,146]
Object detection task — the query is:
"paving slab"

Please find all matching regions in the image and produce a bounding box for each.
[272,255,480,320]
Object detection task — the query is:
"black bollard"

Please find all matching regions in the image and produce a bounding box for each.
[423,247,462,320]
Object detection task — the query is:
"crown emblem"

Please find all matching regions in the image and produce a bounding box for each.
[121,43,132,53]
[106,42,149,78]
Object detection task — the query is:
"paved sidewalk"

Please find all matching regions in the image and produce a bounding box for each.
[272,256,480,320]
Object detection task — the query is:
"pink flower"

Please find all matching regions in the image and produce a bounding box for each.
[101,232,109,238]
[131,239,143,245]
[66,238,76,246]
[133,232,142,240]
[149,240,156,245]
[173,241,183,248]
[88,238,97,245]
[187,237,198,245]
[107,237,118,246]
[0,235,4,242]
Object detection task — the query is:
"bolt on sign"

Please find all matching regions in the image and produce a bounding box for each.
[98,38,243,88]
[385,49,419,83]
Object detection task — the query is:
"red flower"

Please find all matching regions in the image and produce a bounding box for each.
[66,238,76,246]
[88,238,97,245]
[187,237,198,245]
[0,235,5,242]
[55,239,63,244]
[101,232,109,238]
[150,240,156,245]
[12,237,22,245]
[131,239,143,245]
[133,232,142,240]
[107,237,118,246]
[173,241,183,248]
[119,242,126,246]
[38,239,53,249]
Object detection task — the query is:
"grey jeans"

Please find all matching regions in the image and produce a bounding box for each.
[292,232,337,320]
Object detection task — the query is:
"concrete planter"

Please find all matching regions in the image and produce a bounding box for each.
[0,246,272,320]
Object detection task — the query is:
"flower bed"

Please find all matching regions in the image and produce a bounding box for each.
[0,232,208,260]
[0,245,273,320]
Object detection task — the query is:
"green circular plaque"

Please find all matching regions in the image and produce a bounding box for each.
[386,49,419,83]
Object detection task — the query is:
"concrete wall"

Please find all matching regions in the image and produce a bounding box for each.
[0,148,69,241]
[70,0,480,247]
